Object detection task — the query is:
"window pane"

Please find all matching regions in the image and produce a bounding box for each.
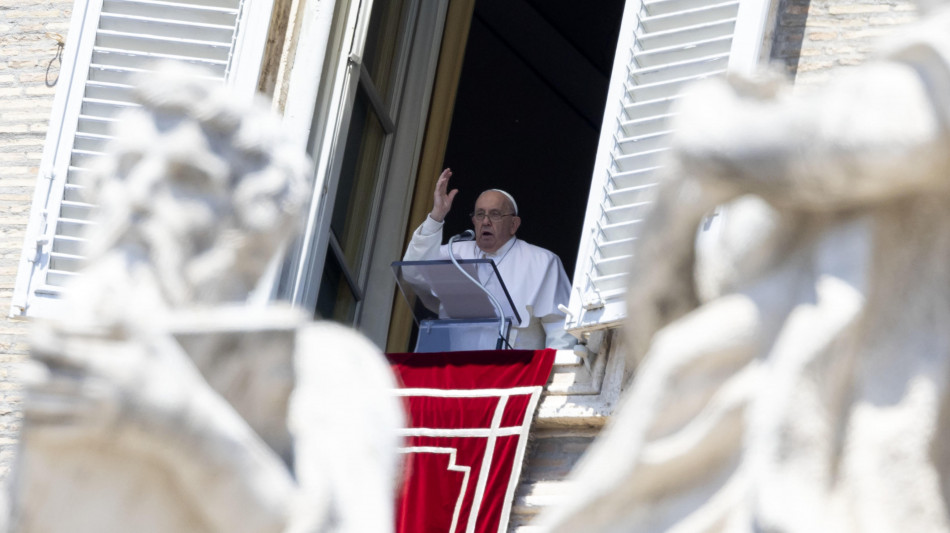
[316,247,358,324]
[330,88,385,277]
[362,0,406,107]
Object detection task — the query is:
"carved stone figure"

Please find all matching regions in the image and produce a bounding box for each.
[7,64,403,533]
[537,5,950,533]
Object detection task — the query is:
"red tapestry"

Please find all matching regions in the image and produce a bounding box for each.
[386,349,556,533]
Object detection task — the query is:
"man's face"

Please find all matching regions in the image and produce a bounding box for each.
[472,191,520,254]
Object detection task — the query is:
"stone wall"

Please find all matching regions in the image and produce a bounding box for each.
[510,427,600,531]
[0,0,72,479]
[771,0,919,86]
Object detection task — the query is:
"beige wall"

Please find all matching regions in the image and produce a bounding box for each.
[0,0,73,478]
[771,0,918,86]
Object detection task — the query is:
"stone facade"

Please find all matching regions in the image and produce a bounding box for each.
[0,0,923,529]
[772,0,918,85]
[0,0,72,480]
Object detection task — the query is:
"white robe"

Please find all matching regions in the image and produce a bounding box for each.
[403,216,576,350]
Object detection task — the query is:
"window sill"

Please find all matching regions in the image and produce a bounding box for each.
[536,331,625,428]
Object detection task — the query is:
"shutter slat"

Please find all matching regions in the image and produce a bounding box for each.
[613,148,666,173]
[79,97,137,117]
[592,255,633,277]
[633,35,734,67]
[77,115,121,135]
[640,2,739,32]
[587,273,627,293]
[55,217,95,238]
[103,0,238,25]
[643,0,734,16]
[623,92,677,117]
[96,32,232,60]
[51,235,88,256]
[630,54,729,85]
[45,270,80,288]
[603,201,652,225]
[598,218,642,242]
[84,82,137,104]
[72,133,113,153]
[593,238,637,261]
[610,167,663,190]
[92,49,228,72]
[49,252,86,273]
[620,114,673,138]
[70,150,109,169]
[616,130,672,155]
[62,183,88,202]
[638,19,736,50]
[129,0,240,10]
[627,76,701,103]
[607,182,658,206]
[100,13,236,41]
[66,167,93,182]
[59,200,96,221]
[88,64,152,83]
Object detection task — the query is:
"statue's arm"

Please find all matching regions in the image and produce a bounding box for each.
[287,323,404,533]
[24,323,295,533]
[671,61,950,209]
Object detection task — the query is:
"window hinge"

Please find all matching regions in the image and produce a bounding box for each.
[29,236,49,263]
[557,303,573,322]
[582,294,604,311]
[10,302,27,318]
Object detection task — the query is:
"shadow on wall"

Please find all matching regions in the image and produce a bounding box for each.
[770,0,810,78]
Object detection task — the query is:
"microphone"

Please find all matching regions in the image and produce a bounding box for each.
[451,229,475,242]
[447,228,509,349]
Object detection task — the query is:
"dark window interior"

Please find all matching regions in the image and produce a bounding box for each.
[439,0,626,278]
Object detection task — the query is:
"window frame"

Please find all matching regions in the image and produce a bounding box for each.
[279,0,451,346]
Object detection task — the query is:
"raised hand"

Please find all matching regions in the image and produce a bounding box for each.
[430,168,458,222]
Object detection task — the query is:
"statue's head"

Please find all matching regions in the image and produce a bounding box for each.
[84,62,310,306]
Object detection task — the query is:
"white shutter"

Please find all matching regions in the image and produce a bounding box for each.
[11,0,274,317]
[565,0,775,334]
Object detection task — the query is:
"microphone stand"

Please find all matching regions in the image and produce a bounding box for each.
[448,231,510,349]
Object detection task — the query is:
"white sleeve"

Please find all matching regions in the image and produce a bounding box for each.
[536,253,576,349]
[403,215,445,261]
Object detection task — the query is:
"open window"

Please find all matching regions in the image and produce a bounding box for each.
[383,0,627,352]
[282,0,778,359]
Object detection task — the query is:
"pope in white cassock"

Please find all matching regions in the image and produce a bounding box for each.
[403,168,576,350]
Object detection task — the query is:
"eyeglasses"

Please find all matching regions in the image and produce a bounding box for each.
[470,211,516,222]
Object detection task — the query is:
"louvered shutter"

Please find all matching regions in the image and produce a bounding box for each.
[11,0,274,317]
[565,0,774,333]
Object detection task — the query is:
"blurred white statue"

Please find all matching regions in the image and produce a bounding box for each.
[8,63,403,533]
[537,4,950,533]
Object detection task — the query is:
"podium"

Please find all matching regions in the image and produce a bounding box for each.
[392,259,521,352]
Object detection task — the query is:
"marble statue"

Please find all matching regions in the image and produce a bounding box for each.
[7,63,404,533]
[537,4,950,533]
